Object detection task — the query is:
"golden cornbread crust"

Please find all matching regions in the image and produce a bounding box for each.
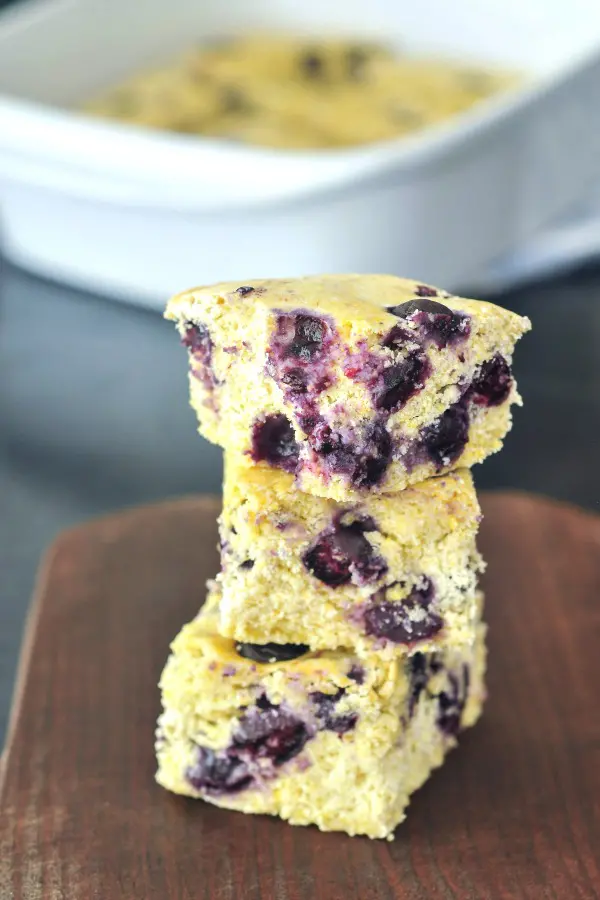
[219,461,483,655]
[166,274,530,501]
[156,585,486,839]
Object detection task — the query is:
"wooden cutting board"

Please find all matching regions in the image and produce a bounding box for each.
[1,492,599,900]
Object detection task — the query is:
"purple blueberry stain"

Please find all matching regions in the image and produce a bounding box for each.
[302,518,388,587]
[182,321,211,357]
[380,324,414,352]
[290,315,327,361]
[181,321,216,395]
[385,299,471,350]
[419,401,470,470]
[186,746,252,794]
[267,310,336,377]
[467,355,513,407]
[185,698,311,795]
[311,689,358,734]
[376,353,431,412]
[234,700,310,764]
[251,414,299,472]
[345,331,430,415]
[408,652,429,717]
[363,578,443,645]
[414,284,439,297]
[437,664,470,737]
[347,663,365,684]
[318,421,393,489]
[402,355,514,471]
[267,310,402,489]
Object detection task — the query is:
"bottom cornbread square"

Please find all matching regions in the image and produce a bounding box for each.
[156,585,486,840]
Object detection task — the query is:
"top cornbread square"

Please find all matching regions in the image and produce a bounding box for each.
[166,274,530,501]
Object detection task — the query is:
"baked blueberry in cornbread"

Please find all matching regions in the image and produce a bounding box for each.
[166,274,530,501]
[218,458,483,656]
[156,584,486,839]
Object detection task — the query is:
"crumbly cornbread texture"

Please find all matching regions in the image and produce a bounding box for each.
[218,459,483,656]
[166,274,530,502]
[156,586,486,839]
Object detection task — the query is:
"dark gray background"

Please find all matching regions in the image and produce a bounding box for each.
[2,255,600,743]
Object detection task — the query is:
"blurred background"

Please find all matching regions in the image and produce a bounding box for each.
[1,0,600,742]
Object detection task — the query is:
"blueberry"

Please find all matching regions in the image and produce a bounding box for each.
[380,324,413,351]
[420,402,469,469]
[186,700,311,794]
[352,422,392,488]
[303,519,388,587]
[266,313,337,446]
[269,312,333,374]
[311,689,358,733]
[281,369,308,393]
[251,414,299,472]
[408,652,429,717]
[437,666,470,737]
[364,579,443,644]
[365,602,443,644]
[386,298,449,318]
[346,326,431,415]
[289,314,327,361]
[182,322,212,359]
[300,51,324,78]
[306,419,337,453]
[235,285,255,295]
[185,746,252,794]
[414,284,439,297]
[239,559,254,570]
[235,704,309,764]
[375,352,430,412]
[182,322,216,392]
[467,355,512,407]
[347,663,365,684]
[235,642,309,663]
[323,422,392,489]
[302,534,354,587]
[385,299,470,349]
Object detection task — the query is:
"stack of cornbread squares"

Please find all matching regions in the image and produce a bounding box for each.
[156,274,530,839]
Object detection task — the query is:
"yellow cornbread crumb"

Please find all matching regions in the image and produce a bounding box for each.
[218,459,483,655]
[166,273,530,502]
[156,584,486,839]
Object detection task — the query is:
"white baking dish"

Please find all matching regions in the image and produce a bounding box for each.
[0,0,599,307]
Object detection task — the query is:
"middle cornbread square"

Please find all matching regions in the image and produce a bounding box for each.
[217,456,483,659]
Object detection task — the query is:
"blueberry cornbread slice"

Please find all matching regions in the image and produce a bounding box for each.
[218,459,483,656]
[156,585,486,839]
[166,274,530,501]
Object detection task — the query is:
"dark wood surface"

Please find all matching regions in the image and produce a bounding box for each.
[1,492,599,900]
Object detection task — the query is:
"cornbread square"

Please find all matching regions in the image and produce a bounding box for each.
[156,586,486,839]
[218,460,483,657]
[166,274,530,501]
